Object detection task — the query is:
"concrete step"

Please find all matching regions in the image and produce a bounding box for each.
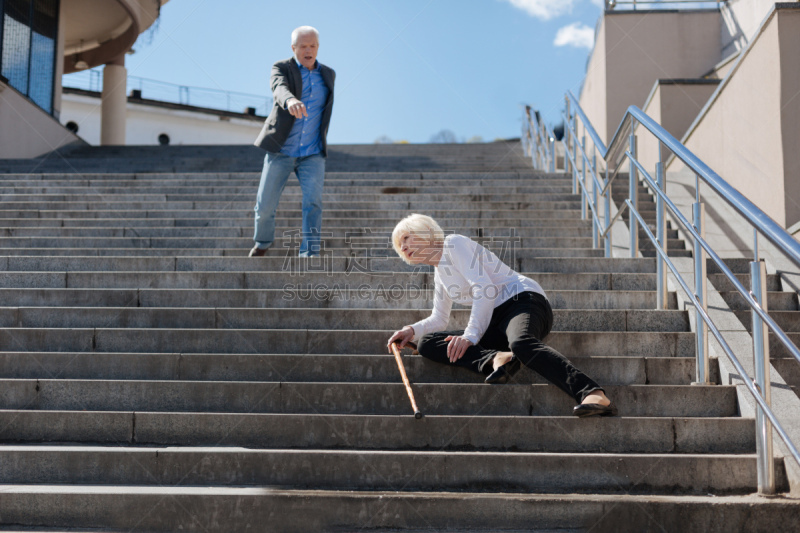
[0,329,696,357]
[720,291,797,311]
[0,307,689,332]
[0,171,562,183]
[0,174,573,187]
[0,209,594,221]
[0,353,705,385]
[640,249,693,258]
[734,310,800,331]
[3,485,797,533]
[0,410,749,452]
[0,217,604,233]
[772,357,800,393]
[0,209,589,223]
[0,241,607,258]
[0,160,538,174]
[707,258,755,274]
[0,256,658,273]
[0,218,597,232]
[1,487,798,532]
[0,446,783,495]
[0,192,587,203]
[0,213,595,229]
[0,184,581,195]
[769,333,800,358]
[0,271,660,292]
[0,228,611,247]
[1,380,727,416]
[0,288,677,310]
[708,273,782,292]
[0,201,591,213]
[0,231,598,246]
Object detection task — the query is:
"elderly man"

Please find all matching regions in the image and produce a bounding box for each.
[251,26,335,257]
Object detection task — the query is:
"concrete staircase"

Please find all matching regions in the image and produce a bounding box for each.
[0,142,797,531]
[714,260,800,399]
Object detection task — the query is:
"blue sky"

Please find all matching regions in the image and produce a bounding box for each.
[66,0,608,144]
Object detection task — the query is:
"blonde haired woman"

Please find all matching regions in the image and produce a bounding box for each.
[386,214,616,417]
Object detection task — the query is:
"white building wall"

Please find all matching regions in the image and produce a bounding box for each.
[60,92,263,145]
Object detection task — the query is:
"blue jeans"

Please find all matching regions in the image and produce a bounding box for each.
[253,152,325,257]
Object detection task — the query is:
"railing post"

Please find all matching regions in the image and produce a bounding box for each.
[750,259,775,495]
[540,123,547,170]
[629,126,639,258]
[592,152,599,249]
[521,108,530,157]
[692,202,710,385]
[572,119,579,195]
[604,165,612,258]
[565,99,572,174]
[549,137,556,173]
[656,159,667,309]
[581,135,587,220]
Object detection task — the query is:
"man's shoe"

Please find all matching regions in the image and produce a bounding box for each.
[248,245,268,257]
[485,358,521,384]
[573,403,618,417]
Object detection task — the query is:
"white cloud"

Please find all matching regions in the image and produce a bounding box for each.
[553,22,596,49]
[502,0,578,21]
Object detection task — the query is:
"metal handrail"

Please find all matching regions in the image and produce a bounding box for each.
[520,90,800,495]
[521,106,556,173]
[567,89,800,268]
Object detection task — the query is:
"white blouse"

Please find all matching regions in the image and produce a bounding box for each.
[409,234,546,345]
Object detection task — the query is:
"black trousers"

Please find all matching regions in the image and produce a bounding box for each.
[417,291,603,403]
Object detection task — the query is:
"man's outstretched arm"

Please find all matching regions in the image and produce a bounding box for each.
[270,63,307,119]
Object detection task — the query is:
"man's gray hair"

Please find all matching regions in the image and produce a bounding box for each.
[291,26,319,45]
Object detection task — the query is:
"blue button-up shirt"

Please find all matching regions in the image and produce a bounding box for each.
[280,60,329,157]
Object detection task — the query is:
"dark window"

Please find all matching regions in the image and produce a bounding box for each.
[29,0,56,112]
[65,120,77,133]
[158,133,170,146]
[2,0,32,95]
[0,0,59,114]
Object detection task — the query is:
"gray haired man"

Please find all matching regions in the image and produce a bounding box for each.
[251,26,335,257]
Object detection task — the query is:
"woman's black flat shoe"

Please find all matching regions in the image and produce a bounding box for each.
[573,403,618,417]
[485,358,521,384]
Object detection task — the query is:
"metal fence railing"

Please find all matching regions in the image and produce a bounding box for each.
[63,68,272,116]
[604,0,728,9]
[521,90,800,495]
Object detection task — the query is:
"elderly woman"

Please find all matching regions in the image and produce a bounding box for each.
[386,214,616,417]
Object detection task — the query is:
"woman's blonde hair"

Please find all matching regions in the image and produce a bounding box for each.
[391,213,445,264]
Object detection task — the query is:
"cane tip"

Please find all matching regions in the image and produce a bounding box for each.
[414,411,423,419]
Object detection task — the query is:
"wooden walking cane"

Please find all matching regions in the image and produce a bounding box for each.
[390,341,422,419]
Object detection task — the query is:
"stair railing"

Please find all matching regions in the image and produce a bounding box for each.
[521,105,555,174]
[525,90,800,495]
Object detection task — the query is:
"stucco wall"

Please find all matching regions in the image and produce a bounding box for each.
[60,93,263,145]
[0,81,84,159]
[603,10,722,144]
[638,81,719,174]
[578,17,607,153]
[671,12,786,226]
[778,8,800,227]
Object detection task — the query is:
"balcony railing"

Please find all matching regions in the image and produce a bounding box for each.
[63,68,272,116]
[605,0,728,10]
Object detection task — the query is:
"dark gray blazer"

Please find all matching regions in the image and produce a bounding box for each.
[254,57,336,156]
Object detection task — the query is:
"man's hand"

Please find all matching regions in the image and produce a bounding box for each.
[444,335,473,363]
[387,326,415,353]
[286,97,308,119]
